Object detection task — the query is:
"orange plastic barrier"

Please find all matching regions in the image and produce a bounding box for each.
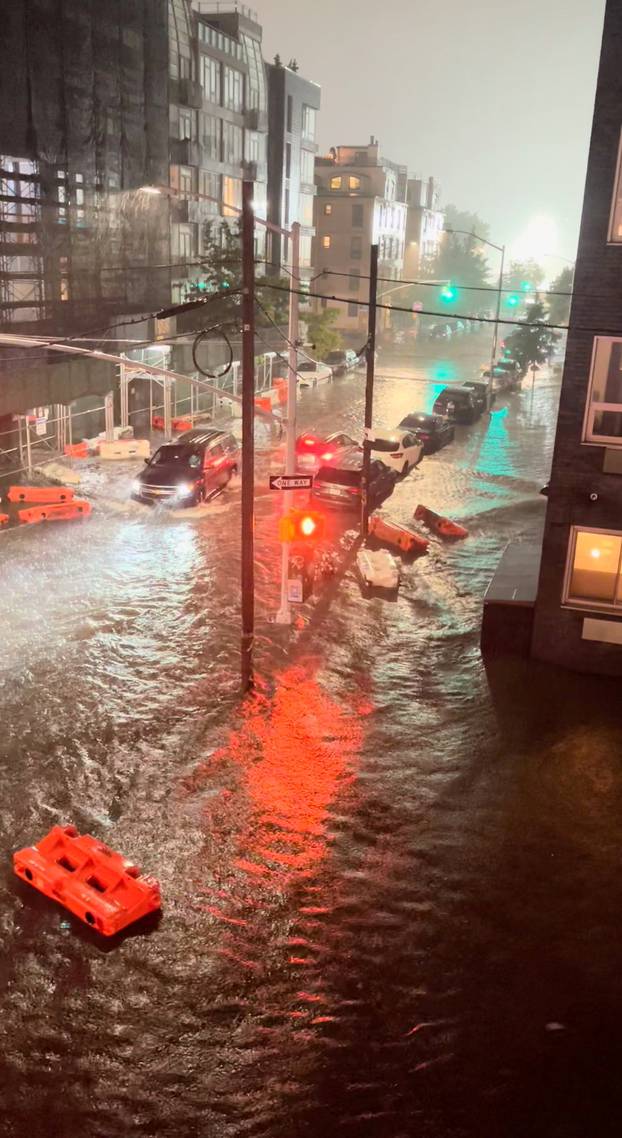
[369,513,429,554]
[273,378,288,405]
[255,396,272,414]
[64,442,88,458]
[0,513,8,527]
[414,504,468,539]
[151,415,165,431]
[7,485,75,505]
[172,418,193,433]
[13,825,161,937]
[17,500,92,525]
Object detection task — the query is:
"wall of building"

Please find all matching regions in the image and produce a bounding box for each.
[267,64,320,278]
[531,0,622,674]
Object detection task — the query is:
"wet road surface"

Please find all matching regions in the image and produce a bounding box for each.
[3,341,622,1138]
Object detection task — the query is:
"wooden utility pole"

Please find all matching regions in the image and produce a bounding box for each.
[360,243,379,538]
[241,179,255,693]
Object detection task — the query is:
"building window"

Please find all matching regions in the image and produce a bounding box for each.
[286,95,293,132]
[246,130,261,164]
[583,337,622,445]
[302,105,316,141]
[223,121,243,165]
[201,114,221,161]
[299,234,312,268]
[179,109,195,140]
[349,269,360,292]
[322,235,331,249]
[609,129,622,242]
[199,170,220,214]
[352,203,363,228]
[284,188,290,226]
[179,166,194,197]
[201,56,221,105]
[285,143,292,178]
[223,176,242,217]
[299,193,314,228]
[223,66,243,112]
[564,527,622,610]
[330,176,342,190]
[301,149,315,186]
[324,204,332,216]
[178,224,194,260]
[348,302,359,317]
[348,176,361,191]
[351,235,362,260]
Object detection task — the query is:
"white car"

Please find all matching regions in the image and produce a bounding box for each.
[296,359,333,388]
[369,429,423,476]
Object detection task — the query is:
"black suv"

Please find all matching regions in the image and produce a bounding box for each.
[312,448,397,510]
[132,428,239,506]
[398,412,455,454]
[461,380,493,413]
[432,386,479,425]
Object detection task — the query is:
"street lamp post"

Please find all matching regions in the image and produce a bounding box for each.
[444,226,505,409]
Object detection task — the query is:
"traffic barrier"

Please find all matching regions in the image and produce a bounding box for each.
[273,378,288,405]
[13,824,161,937]
[7,485,75,505]
[369,513,429,554]
[255,396,272,414]
[172,417,193,433]
[0,513,8,527]
[64,442,88,459]
[414,504,468,539]
[152,415,165,431]
[17,500,92,525]
[99,438,150,460]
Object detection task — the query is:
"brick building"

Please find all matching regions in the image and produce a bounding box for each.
[531,0,622,673]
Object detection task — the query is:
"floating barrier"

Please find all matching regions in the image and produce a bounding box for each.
[0,513,8,527]
[151,415,165,431]
[357,548,400,593]
[414,504,469,539]
[255,396,273,414]
[13,824,161,937]
[64,442,88,459]
[7,485,75,505]
[17,500,92,525]
[172,417,193,434]
[99,438,150,460]
[369,513,429,554]
[273,378,288,405]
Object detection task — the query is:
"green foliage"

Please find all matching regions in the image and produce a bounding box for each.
[503,258,545,293]
[443,205,490,243]
[183,220,289,328]
[425,228,491,320]
[503,300,560,370]
[547,265,574,326]
[305,307,342,359]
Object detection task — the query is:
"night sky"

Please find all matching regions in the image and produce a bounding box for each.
[257,0,606,270]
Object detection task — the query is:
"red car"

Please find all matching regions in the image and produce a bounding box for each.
[295,431,359,471]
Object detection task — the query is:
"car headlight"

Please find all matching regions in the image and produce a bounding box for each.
[176,481,194,497]
[131,479,142,494]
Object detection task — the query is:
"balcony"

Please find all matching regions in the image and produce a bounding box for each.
[170,139,200,166]
[179,78,203,109]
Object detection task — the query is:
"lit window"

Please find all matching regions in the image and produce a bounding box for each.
[565,528,622,609]
[222,175,242,217]
[609,128,622,242]
[324,204,332,216]
[330,176,342,190]
[322,235,331,249]
[583,337,622,445]
[348,176,361,191]
[299,193,314,228]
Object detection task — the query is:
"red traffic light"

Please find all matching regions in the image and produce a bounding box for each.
[279,509,325,543]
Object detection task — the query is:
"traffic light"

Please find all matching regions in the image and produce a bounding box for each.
[440,285,457,303]
[505,293,519,308]
[279,509,325,543]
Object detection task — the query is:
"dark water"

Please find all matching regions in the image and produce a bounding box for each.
[2,347,622,1138]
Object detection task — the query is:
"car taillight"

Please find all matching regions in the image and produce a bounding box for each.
[321,451,334,460]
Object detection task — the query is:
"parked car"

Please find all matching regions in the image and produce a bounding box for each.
[312,448,397,510]
[432,385,479,425]
[369,429,423,476]
[324,349,359,375]
[397,412,455,454]
[132,428,239,506]
[295,430,359,471]
[461,380,493,413]
[428,322,453,341]
[448,319,466,335]
[297,359,333,387]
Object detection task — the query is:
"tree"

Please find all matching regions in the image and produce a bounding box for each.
[547,265,574,326]
[424,229,492,321]
[503,300,560,370]
[183,220,289,328]
[503,258,545,293]
[443,205,490,243]
[305,307,342,359]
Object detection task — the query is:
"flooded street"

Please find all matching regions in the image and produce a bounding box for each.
[3,342,622,1138]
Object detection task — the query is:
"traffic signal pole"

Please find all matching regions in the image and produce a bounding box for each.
[488,242,506,410]
[361,244,379,539]
[275,222,301,625]
[241,179,255,692]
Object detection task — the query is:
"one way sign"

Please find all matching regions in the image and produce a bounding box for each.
[269,474,313,491]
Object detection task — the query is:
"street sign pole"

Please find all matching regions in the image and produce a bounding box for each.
[361,244,379,539]
[276,221,301,625]
[241,179,255,693]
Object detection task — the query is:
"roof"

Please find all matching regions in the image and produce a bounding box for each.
[175,428,226,445]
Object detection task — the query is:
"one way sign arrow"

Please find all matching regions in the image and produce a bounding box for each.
[269,474,313,491]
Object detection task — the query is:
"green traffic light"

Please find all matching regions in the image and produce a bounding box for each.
[506,293,519,307]
[520,280,531,291]
[440,285,457,302]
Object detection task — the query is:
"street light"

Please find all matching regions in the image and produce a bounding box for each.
[443,225,506,408]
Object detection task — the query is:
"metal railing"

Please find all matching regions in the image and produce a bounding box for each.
[193,1,258,20]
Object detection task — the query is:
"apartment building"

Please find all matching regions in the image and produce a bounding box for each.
[530,0,622,674]
[404,176,444,278]
[266,61,321,283]
[313,139,408,334]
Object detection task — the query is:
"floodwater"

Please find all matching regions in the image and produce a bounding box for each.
[2,340,622,1138]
